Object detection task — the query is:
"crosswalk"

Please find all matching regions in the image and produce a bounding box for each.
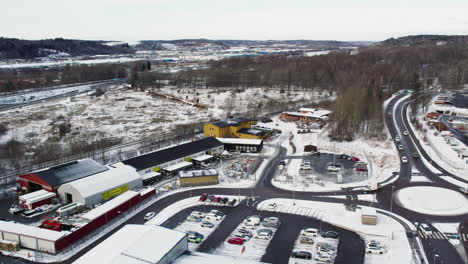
[418,230,468,242]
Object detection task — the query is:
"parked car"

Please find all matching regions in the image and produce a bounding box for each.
[300,228,319,237]
[279,160,287,166]
[209,210,225,217]
[207,195,216,201]
[267,203,277,210]
[221,197,229,204]
[351,157,360,162]
[401,156,408,163]
[398,145,403,151]
[255,229,274,240]
[315,252,333,262]
[291,251,312,260]
[186,215,202,222]
[228,199,237,206]
[205,213,222,221]
[403,131,409,136]
[395,136,401,142]
[236,229,253,238]
[187,231,204,243]
[299,236,314,244]
[261,217,281,228]
[322,231,340,239]
[355,167,367,172]
[412,153,419,158]
[144,212,156,220]
[355,161,367,166]
[200,221,214,228]
[191,211,205,218]
[301,164,311,170]
[419,223,433,236]
[199,193,208,202]
[366,243,385,254]
[327,165,340,172]
[211,196,220,203]
[227,237,244,245]
[316,243,335,255]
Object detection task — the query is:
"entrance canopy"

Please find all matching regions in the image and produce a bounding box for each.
[193,154,213,162]
[163,161,192,172]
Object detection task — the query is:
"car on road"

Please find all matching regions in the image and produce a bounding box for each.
[401,156,408,163]
[459,187,468,195]
[191,211,206,218]
[412,153,419,158]
[186,215,202,222]
[395,136,401,142]
[261,217,281,228]
[301,228,319,237]
[366,243,385,254]
[322,231,340,239]
[419,223,433,236]
[144,212,156,220]
[200,221,214,228]
[398,145,403,151]
[300,236,314,244]
[403,131,409,136]
[199,193,208,201]
[291,251,312,260]
[227,237,244,245]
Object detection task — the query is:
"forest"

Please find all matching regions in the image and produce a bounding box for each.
[131,43,468,140]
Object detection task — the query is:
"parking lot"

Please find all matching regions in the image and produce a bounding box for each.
[289,228,340,263]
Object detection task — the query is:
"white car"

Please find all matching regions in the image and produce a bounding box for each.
[191,211,206,218]
[144,212,156,220]
[267,203,277,210]
[398,145,403,151]
[459,187,468,195]
[395,136,401,142]
[255,229,274,240]
[401,156,408,163]
[403,131,409,136]
[327,165,340,172]
[419,223,432,236]
[300,228,318,237]
[315,252,333,262]
[366,244,385,254]
[301,164,311,170]
[205,213,222,221]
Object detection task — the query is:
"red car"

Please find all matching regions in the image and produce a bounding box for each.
[213,196,221,203]
[227,237,244,245]
[355,167,367,172]
[199,193,208,202]
[351,157,360,162]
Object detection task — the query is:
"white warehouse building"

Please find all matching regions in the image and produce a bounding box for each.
[57,164,142,206]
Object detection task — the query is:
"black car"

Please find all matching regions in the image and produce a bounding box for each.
[228,199,237,206]
[221,197,229,204]
[322,231,340,239]
[412,153,419,158]
[279,160,287,166]
[291,251,312,260]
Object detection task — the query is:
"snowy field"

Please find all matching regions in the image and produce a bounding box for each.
[214,216,278,262]
[257,199,413,264]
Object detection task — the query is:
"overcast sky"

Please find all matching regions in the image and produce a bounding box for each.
[2,0,468,42]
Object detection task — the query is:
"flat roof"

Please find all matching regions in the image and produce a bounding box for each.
[211,117,251,128]
[19,189,50,201]
[26,159,108,187]
[122,137,223,171]
[141,171,161,180]
[27,192,56,204]
[0,221,67,242]
[81,191,140,221]
[179,169,218,178]
[216,137,263,145]
[238,128,264,136]
[192,154,213,162]
[164,161,192,172]
[73,225,187,264]
[361,207,377,216]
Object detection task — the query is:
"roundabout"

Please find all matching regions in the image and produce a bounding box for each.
[395,186,468,216]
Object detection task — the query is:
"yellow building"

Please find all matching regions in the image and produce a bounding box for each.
[178,169,219,187]
[204,117,265,139]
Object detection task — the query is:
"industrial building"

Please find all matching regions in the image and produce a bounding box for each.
[204,117,267,139]
[57,164,142,206]
[178,169,219,187]
[280,108,331,123]
[73,225,188,264]
[18,159,108,192]
[216,137,264,153]
[121,137,224,182]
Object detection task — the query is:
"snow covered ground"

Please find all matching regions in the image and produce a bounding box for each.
[257,199,413,264]
[395,186,468,216]
[173,251,266,264]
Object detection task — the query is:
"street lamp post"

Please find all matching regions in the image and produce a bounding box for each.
[433,254,439,264]
[390,186,395,212]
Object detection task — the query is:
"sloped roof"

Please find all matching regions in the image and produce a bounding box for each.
[122,137,223,171]
[27,159,108,187]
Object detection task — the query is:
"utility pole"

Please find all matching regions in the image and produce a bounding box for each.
[390,186,395,212]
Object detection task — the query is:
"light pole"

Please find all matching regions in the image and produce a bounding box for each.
[433,254,439,264]
[390,186,395,212]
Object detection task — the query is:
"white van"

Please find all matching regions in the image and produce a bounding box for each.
[418,223,432,236]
